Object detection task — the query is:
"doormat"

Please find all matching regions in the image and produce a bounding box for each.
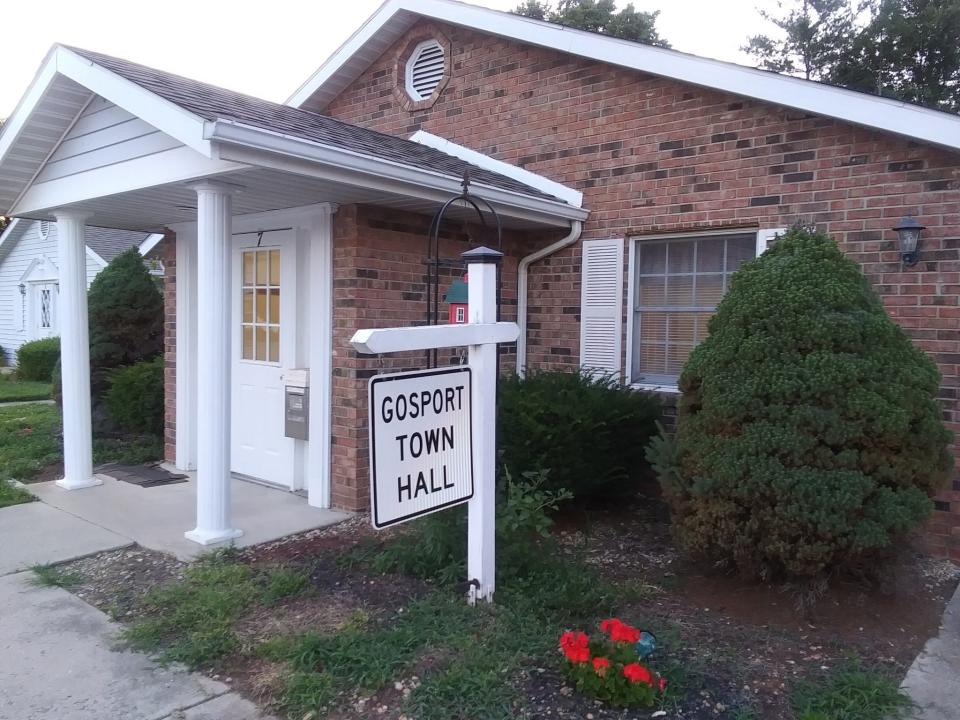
[96,463,189,488]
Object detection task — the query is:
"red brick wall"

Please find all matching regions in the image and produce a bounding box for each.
[162,230,176,465]
[330,204,539,510]
[322,21,960,555]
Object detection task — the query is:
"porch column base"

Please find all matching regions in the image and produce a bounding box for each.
[184,527,244,546]
[55,475,103,491]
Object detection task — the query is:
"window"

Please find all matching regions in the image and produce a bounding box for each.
[39,288,52,328]
[455,306,465,323]
[629,232,758,386]
[240,248,281,363]
[405,39,445,101]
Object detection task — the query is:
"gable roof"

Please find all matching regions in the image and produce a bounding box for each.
[0,218,157,268]
[288,0,960,153]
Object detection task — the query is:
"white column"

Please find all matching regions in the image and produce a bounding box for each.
[174,224,198,471]
[54,210,99,490]
[465,246,501,604]
[185,182,242,545]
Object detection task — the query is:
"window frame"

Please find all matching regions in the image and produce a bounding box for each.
[625,228,772,392]
[239,247,282,366]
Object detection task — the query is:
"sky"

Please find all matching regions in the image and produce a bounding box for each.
[0,0,766,118]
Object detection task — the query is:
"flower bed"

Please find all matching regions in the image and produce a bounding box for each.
[559,618,666,708]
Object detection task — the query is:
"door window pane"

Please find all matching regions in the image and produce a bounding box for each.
[240,248,282,364]
[631,232,756,384]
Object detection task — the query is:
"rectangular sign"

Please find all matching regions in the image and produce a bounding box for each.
[368,367,473,529]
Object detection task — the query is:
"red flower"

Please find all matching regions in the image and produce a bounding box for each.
[559,630,590,664]
[658,676,668,692]
[600,618,641,644]
[623,662,653,686]
[592,656,610,676]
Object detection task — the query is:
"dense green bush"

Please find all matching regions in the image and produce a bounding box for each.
[104,356,164,436]
[497,370,661,499]
[663,226,952,579]
[16,337,60,381]
[88,247,164,398]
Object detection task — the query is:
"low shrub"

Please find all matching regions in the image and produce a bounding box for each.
[498,370,661,499]
[16,337,60,382]
[104,356,164,436]
[560,619,666,708]
[664,227,953,579]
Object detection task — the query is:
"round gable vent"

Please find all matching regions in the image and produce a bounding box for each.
[405,39,446,101]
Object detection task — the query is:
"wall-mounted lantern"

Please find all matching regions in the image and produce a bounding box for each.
[18,282,26,296]
[893,216,926,266]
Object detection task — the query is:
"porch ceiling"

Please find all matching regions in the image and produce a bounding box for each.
[22,166,562,232]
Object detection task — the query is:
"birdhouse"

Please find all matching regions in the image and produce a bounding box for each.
[444,274,468,324]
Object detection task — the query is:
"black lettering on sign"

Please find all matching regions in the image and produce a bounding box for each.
[396,466,456,503]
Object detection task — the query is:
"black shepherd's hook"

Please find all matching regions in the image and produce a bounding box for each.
[425,170,503,368]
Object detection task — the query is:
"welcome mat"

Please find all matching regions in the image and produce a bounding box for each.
[96,463,189,488]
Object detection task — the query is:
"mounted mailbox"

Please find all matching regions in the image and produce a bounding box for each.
[283,369,310,441]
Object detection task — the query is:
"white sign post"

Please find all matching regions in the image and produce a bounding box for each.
[350,246,514,604]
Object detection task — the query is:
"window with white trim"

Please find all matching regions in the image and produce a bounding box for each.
[240,248,281,363]
[629,231,763,386]
[405,39,445,101]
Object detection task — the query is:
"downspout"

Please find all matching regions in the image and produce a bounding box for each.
[516,220,583,376]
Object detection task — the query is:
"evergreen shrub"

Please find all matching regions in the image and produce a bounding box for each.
[16,337,60,381]
[663,226,952,578]
[104,356,164,436]
[497,370,661,499]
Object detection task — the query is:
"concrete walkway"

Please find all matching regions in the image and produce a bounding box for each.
[901,581,960,719]
[0,572,270,720]
[0,501,274,720]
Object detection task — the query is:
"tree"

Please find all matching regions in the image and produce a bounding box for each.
[742,0,862,80]
[661,227,952,580]
[833,0,960,112]
[513,0,671,46]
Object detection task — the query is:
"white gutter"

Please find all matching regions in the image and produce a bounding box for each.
[206,120,588,227]
[516,220,583,376]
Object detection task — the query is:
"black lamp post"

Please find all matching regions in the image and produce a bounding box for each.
[893,216,925,266]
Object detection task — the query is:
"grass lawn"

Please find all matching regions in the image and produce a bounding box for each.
[0,403,163,507]
[0,374,52,403]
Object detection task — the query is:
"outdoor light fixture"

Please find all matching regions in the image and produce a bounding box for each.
[17,283,25,296]
[893,216,925,266]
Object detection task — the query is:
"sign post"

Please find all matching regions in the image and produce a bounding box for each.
[350,247,511,604]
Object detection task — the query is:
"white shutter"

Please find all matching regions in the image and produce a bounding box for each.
[756,227,787,255]
[579,238,624,375]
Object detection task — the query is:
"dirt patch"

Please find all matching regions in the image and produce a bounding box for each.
[57,545,185,618]
[22,461,63,484]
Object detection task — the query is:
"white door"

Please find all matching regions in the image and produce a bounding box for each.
[231,232,297,488]
[31,282,58,339]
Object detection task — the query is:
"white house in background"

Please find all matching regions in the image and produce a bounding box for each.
[0,217,161,363]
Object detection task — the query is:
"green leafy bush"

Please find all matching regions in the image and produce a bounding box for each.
[16,337,60,381]
[663,226,952,579]
[88,247,163,398]
[104,356,164,436]
[498,370,661,499]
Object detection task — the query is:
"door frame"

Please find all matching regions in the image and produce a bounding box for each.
[170,202,336,508]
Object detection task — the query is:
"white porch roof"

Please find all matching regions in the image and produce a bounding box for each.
[0,45,587,232]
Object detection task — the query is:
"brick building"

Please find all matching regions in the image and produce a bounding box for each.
[0,0,957,555]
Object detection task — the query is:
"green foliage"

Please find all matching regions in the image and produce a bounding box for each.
[513,0,671,46]
[498,370,661,499]
[743,0,960,112]
[366,468,572,585]
[0,479,33,508]
[104,356,164,436]
[31,563,82,589]
[260,566,310,605]
[644,421,680,490]
[0,374,52,403]
[664,227,953,579]
[791,661,913,720]
[0,403,61,482]
[87,247,163,397]
[15,337,60,382]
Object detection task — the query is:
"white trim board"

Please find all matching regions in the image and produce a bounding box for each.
[288,0,960,153]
